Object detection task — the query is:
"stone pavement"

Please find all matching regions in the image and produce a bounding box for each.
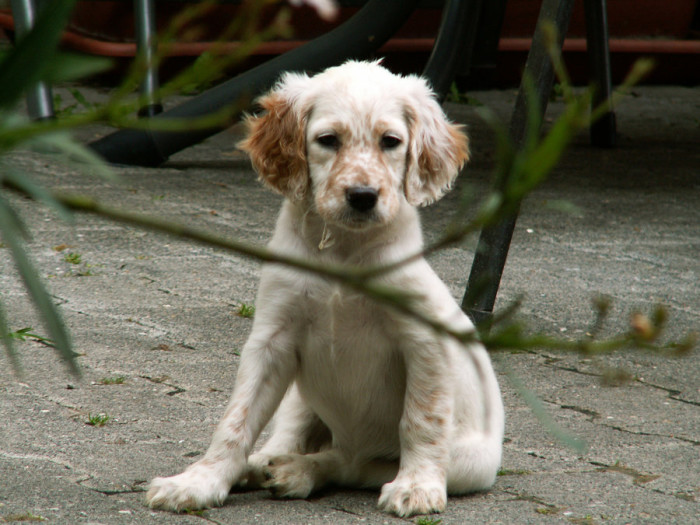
[0,84,698,524]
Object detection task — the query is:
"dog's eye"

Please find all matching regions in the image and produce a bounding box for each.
[316,133,340,149]
[380,135,402,150]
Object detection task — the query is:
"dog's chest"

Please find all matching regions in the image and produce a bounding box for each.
[300,284,393,359]
[295,284,405,440]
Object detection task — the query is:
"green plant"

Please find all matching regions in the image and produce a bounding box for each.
[86,413,111,427]
[416,517,442,525]
[0,511,47,522]
[550,82,565,101]
[99,376,126,385]
[53,87,96,117]
[0,0,293,375]
[0,0,103,376]
[60,251,96,276]
[497,468,532,476]
[74,266,94,277]
[6,327,52,345]
[446,82,483,106]
[183,508,209,517]
[63,252,82,265]
[237,303,256,319]
[568,516,596,525]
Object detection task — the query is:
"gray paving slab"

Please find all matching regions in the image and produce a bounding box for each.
[1,85,698,524]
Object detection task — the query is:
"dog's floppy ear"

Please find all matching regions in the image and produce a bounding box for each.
[238,73,311,201]
[403,78,470,207]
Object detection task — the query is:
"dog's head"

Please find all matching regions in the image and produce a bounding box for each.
[239,60,469,230]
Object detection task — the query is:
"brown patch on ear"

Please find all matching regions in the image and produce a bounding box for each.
[238,92,309,201]
[404,104,470,207]
[417,123,470,182]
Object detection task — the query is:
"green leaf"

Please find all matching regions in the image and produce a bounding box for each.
[0,300,21,375]
[0,184,30,239]
[8,327,54,345]
[67,88,94,111]
[29,132,118,182]
[513,92,591,198]
[0,195,78,375]
[4,166,73,222]
[505,365,587,453]
[0,0,77,110]
[44,52,113,84]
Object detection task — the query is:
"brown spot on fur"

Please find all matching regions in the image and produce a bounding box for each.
[219,403,248,447]
[315,143,399,225]
[411,385,445,415]
[403,104,470,206]
[425,414,447,427]
[418,123,469,178]
[238,93,309,201]
[228,418,247,435]
[329,151,375,189]
[223,403,248,421]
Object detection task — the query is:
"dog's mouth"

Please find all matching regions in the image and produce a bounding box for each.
[315,185,390,231]
[315,208,384,250]
[338,209,383,229]
[317,209,383,233]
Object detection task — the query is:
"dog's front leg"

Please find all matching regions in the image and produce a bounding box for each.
[378,335,453,517]
[146,319,298,511]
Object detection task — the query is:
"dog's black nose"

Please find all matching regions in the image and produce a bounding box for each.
[345,187,378,212]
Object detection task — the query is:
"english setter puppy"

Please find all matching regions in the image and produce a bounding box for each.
[147,60,504,517]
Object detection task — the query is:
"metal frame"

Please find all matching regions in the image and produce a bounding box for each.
[584,0,616,147]
[461,0,616,326]
[10,0,54,120]
[134,0,163,118]
[461,0,575,326]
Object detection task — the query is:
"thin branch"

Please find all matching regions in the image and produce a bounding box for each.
[7,182,692,360]
[51,192,481,345]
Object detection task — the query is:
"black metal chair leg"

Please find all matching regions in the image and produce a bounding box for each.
[584,0,616,147]
[134,0,163,118]
[455,1,509,90]
[462,0,575,327]
[10,0,54,120]
[423,0,483,101]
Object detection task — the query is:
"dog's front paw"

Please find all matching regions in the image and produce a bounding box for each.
[378,475,447,517]
[262,454,318,499]
[146,463,232,511]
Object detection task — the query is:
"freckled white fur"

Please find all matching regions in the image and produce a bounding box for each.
[146,60,504,518]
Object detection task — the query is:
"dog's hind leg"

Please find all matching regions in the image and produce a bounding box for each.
[446,432,503,494]
[447,344,504,495]
[243,384,331,489]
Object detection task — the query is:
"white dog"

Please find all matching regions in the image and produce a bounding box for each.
[146,60,504,517]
